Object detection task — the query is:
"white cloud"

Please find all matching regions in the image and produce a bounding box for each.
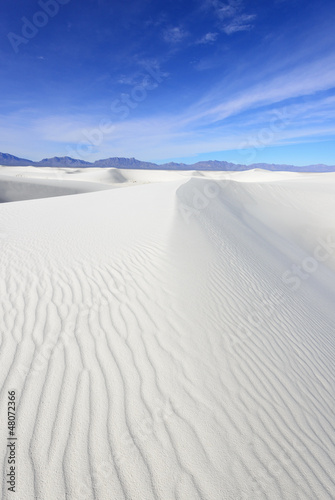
[163,26,188,44]
[206,0,256,35]
[195,32,219,44]
[2,48,335,163]
[178,53,335,127]
[222,13,256,34]
[214,0,242,19]
[1,97,335,163]
[19,88,335,162]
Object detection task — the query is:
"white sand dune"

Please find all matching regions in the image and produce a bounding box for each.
[0,166,335,499]
[0,166,195,203]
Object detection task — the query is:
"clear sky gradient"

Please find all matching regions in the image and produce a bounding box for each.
[1,0,335,165]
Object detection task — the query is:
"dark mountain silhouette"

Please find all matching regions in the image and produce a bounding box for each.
[0,152,32,166]
[36,156,92,167]
[0,152,334,172]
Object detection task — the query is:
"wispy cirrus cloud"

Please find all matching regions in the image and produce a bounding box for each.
[2,42,335,161]
[2,0,335,167]
[2,89,335,163]
[179,52,335,127]
[2,8,335,164]
[206,0,257,35]
[222,13,256,34]
[163,26,188,44]
[13,76,335,161]
[195,32,219,44]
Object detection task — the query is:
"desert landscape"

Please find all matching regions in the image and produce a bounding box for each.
[2,0,335,496]
[0,165,334,499]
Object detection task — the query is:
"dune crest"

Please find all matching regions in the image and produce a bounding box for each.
[1,168,334,499]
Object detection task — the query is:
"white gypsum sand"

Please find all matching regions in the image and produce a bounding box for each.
[0,166,334,500]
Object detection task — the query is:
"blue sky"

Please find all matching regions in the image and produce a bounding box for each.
[1,0,335,165]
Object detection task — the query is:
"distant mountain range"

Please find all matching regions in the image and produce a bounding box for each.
[0,152,334,172]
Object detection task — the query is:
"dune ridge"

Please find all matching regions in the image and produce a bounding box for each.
[0,168,334,499]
